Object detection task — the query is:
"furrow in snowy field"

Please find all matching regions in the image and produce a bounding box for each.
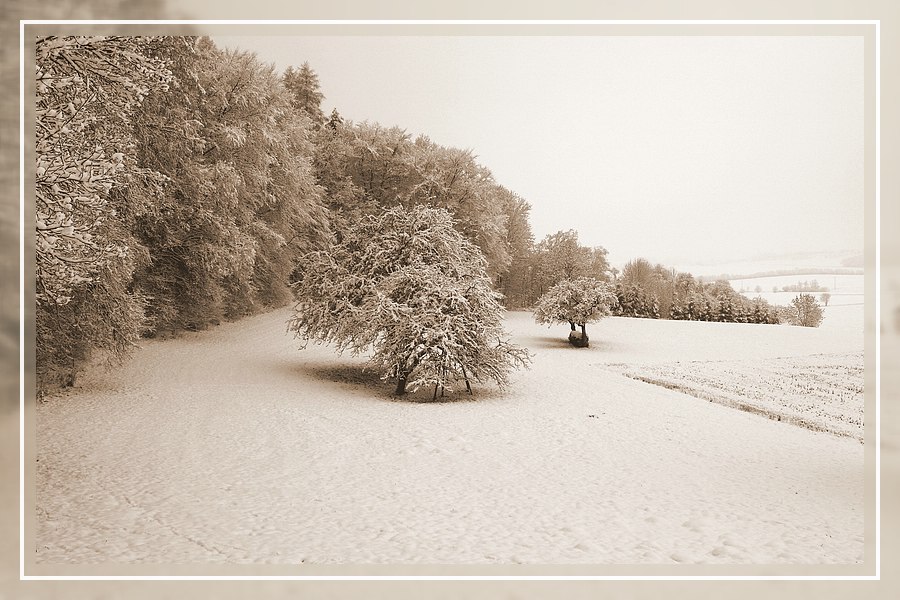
[601,353,864,442]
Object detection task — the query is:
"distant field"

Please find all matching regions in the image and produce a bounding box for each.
[674,254,862,279]
[728,273,864,296]
[725,273,865,334]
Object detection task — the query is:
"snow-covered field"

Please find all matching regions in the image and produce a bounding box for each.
[729,273,865,337]
[608,353,863,441]
[34,307,865,565]
[728,273,864,297]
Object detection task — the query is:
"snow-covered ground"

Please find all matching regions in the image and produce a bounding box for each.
[729,273,865,337]
[608,353,863,441]
[35,307,865,565]
[728,274,864,297]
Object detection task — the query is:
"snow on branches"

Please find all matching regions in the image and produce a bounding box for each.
[788,293,824,328]
[534,277,618,347]
[35,36,172,305]
[289,205,531,396]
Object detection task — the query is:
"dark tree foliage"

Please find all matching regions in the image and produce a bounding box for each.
[131,37,327,333]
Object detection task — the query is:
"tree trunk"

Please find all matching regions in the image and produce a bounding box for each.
[461,365,473,395]
[569,321,576,331]
[395,374,408,395]
[568,323,589,348]
[395,356,421,396]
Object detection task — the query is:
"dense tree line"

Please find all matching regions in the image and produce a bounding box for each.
[610,258,782,324]
[310,118,530,280]
[34,36,537,390]
[36,36,176,387]
[35,37,334,388]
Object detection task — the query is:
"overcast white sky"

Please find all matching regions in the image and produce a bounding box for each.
[213,35,864,270]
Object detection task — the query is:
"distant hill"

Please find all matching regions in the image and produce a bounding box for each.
[672,249,864,281]
[841,254,864,268]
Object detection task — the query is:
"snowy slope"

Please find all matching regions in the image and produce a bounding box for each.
[35,308,864,565]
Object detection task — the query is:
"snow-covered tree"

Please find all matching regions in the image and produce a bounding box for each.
[613,282,659,319]
[309,121,515,278]
[533,277,618,348]
[619,257,655,289]
[789,294,824,327]
[35,35,171,307]
[532,230,589,294]
[496,187,535,308]
[326,108,344,130]
[283,62,326,125]
[747,297,779,324]
[132,38,327,332]
[289,205,531,396]
[35,35,171,386]
[404,137,511,277]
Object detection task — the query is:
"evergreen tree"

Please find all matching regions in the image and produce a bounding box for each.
[718,296,735,322]
[283,62,326,125]
[701,297,715,321]
[326,107,344,130]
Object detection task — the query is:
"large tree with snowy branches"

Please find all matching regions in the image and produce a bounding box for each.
[35,35,171,307]
[534,277,618,348]
[288,205,531,397]
[35,35,172,385]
